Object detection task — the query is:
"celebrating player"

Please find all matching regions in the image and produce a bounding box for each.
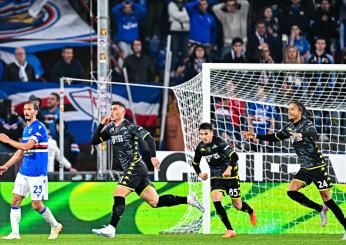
[193,123,256,238]
[0,101,62,240]
[90,101,204,239]
[242,100,346,240]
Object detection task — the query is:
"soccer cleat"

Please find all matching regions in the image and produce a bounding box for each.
[249,210,257,226]
[320,204,328,227]
[92,224,116,239]
[222,229,236,238]
[342,231,346,240]
[187,192,205,213]
[48,223,63,240]
[2,233,20,240]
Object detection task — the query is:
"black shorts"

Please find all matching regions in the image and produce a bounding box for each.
[293,165,333,191]
[118,161,154,196]
[211,177,241,199]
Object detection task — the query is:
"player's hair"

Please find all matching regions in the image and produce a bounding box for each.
[199,122,213,131]
[112,101,126,109]
[289,100,311,119]
[24,101,39,110]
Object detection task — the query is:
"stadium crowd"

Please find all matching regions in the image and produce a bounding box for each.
[1,0,346,172]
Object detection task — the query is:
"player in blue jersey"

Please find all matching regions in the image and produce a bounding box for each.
[0,101,62,240]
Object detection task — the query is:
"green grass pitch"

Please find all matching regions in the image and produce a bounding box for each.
[0,234,344,245]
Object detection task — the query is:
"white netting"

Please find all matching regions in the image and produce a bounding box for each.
[169,65,346,234]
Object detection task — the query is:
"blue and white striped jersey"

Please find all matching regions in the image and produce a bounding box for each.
[20,120,48,177]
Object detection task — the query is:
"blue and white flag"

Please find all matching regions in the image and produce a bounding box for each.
[0,82,162,144]
[0,0,96,52]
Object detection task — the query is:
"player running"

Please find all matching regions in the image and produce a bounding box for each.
[242,100,346,240]
[90,101,204,239]
[193,123,256,238]
[0,101,62,240]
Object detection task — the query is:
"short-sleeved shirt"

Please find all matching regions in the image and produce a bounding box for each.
[193,136,238,178]
[20,120,48,177]
[275,118,325,169]
[98,119,150,171]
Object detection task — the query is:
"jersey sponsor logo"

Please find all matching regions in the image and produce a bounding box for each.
[204,152,221,162]
[211,144,218,149]
[111,135,124,144]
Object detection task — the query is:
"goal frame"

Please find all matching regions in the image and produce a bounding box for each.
[199,63,346,234]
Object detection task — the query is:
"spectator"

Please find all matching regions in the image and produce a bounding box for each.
[247,84,275,151]
[307,37,336,140]
[262,6,280,40]
[307,38,334,64]
[309,0,337,50]
[53,120,80,169]
[0,99,24,142]
[45,123,77,173]
[257,43,275,63]
[185,0,217,47]
[51,46,84,82]
[283,45,302,64]
[28,94,44,122]
[247,20,280,63]
[280,0,310,34]
[168,0,190,70]
[287,25,310,62]
[2,47,36,82]
[123,39,156,82]
[183,44,210,81]
[214,80,245,149]
[111,0,146,58]
[41,92,60,137]
[212,0,249,57]
[223,37,247,63]
[282,45,304,97]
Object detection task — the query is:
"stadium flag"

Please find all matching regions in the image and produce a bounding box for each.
[0,0,96,53]
[0,82,162,144]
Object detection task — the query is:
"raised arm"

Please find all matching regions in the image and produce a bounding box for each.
[91,116,112,145]
[0,133,35,151]
[242,129,289,142]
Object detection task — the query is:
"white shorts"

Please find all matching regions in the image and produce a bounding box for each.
[13,173,48,201]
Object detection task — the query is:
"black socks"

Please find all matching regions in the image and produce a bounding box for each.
[157,195,187,207]
[240,201,254,214]
[110,196,125,228]
[325,199,346,230]
[287,191,323,212]
[214,201,233,230]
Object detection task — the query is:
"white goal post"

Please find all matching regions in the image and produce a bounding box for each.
[169,63,346,235]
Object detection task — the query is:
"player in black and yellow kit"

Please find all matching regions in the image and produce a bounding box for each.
[193,123,256,238]
[242,100,346,240]
[90,101,204,239]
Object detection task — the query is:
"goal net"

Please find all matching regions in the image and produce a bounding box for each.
[169,63,346,234]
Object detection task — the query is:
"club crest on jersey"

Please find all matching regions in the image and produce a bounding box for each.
[111,135,124,144]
